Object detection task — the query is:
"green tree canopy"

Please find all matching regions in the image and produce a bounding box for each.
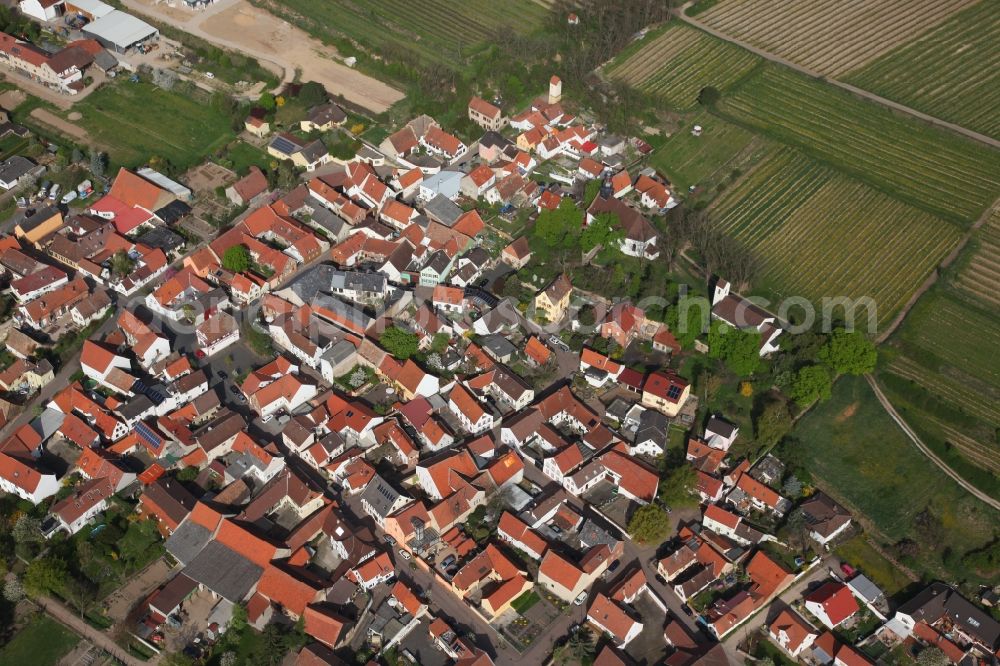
[666,300,711,349]
[698,86,721,107]
[627,504,670,544]
[23,557,67,597]
[430,332,450,355]
[222,244,251,273]
[531,198,582,257]
[580,211,624,253]
[659,464,698,508]
[257,92,277,111]
[297,81,328,107]
[708,320,761,376]
[788,364,832,407]
[110,250,136,278]
[755,395,792,446]
[381,326,419,360]
[818,328,877,375]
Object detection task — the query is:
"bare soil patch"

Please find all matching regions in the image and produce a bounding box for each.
[199,1,403,112]
[835,401,860,423]
[0,89,27,110]
[29,108,90,142]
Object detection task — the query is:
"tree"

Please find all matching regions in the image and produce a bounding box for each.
[583,178,602,207]
[297,81,328,107]
[110,250,136,278]
[23,557,67,597]
[2,576,23,602]
[257,92,277,111]
[666,300,710,349]
[708,320,761,376]
[430,332,450,355]
[531,198,582,257]
[64,578,98,618]
[755,396,792,447]
[627,504,670,544]
[577,303,597,327]
[698,86,721,107]
[916,647,949,666]
[780,510,811,553]
[818,329,877,375]
[222,244,251,273]
[89,149,106,178]
[788,364,832,407]
[276,160,298,190]
[561,628,596,664]
[658,464,698,508]
[580,211,623,253]
[381,326,419,360]
[13,515,42,545]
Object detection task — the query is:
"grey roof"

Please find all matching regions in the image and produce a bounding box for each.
[635,409,668,444]
[479,131,513,151]
[329,269,387,295]
[0,156,38,184]
[296,140,329,163]
[360,474,406,519]
[305,203,349,241]
[322,339,356,366]
[148,573,198,615]
[165,520,213,565]
[93,49,118,71]
[83,10,157,48]
[33,407,65,441]
[12,205,60,232]
[423,193,463,227]
[481,334,517,360]
[421,250,451,277]
[706,415,737,439]
[847,574,883,604]
[183,541,263,602]
[137,227,185,252]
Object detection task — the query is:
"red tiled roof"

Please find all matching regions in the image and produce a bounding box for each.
[805,582,859,626]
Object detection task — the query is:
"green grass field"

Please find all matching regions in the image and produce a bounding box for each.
[834,534,914,597]
[845,2,1000,141]
[649,112,762,192]
[70,82,235,172]
[718,65,1000,223]
[253,0,548,70]
[709,147,962,325]
[788,375,998,584]
[220,140,272,177]
[879,289,1000,488]
[0,615,79,666]
[606,23,761,110]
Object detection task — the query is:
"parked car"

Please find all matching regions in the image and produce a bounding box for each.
[398,549,411,560]
[383,535,396,545]
[608,560,620,574]
[260,414,273,423]
[573,591,588,606]
[60,191,77,205]
[48,184,60,200]
[441,555,456,568]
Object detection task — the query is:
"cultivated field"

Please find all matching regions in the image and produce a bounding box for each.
[718,66,1000,224]
[709,148,963,326]
[954,209,1000,308]
[692,0,979,78]
[790,375,998,584]
[606,24,760,110]
[253,0,549,69]
[649,112,764,192]
[846,2,1000,142]
[881,285,1000,479]
[68,82,234,171]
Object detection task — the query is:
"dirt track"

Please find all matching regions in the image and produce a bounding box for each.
[30,108,90,141]
[122,0,404,113]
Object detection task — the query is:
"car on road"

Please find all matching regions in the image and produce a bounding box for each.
[654,573,668,586]
[398,549,411,560]
[608,560,620,574]
[261,414,273,423]
[548,335,570,351]
[681,605,693,616]
[217,370,227,378]
[573,591,588,606]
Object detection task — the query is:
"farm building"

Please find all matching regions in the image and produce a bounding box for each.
[78,1,158,54]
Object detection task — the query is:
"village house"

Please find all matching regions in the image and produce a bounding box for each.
[640,370,690,417]
[468,97,506,131]
[533,273,573,323]
[710,277,783,356]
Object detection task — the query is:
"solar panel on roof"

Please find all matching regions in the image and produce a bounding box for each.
[271,137,298,155]
[667,385,682,400]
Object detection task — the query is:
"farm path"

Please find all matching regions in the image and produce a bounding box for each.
[120,0,404,113]
[673,5,1000,151]
[36,596,155,666]
[865,374,1000,511]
